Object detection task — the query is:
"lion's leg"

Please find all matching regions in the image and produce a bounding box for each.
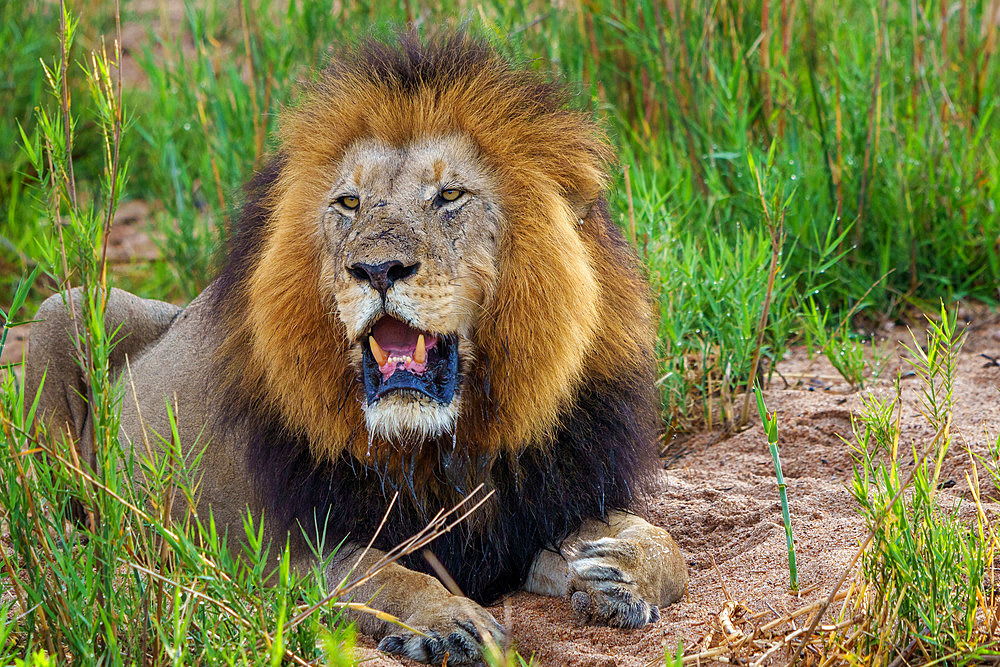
[25,287,181,462]
[316,544,505,665]
[523,511,688,628]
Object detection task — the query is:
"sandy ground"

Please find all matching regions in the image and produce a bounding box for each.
[348,311,1000,666]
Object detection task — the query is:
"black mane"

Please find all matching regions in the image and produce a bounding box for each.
[240,369,657,604]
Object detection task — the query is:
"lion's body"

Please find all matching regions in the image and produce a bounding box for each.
[26,32,687,664]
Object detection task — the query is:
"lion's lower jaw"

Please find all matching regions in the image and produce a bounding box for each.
[363,392,459,443]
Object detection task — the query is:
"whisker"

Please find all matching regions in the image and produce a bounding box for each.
[449,295,498,325]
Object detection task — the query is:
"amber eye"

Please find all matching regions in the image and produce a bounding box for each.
[337,195,360,210]
[440,188,463,202]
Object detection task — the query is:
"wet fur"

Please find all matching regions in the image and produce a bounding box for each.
[211,32,661,604]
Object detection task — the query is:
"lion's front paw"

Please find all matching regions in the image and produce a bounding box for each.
[567,538,661,629]
[377,594,506,665]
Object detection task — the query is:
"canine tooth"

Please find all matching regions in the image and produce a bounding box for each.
[369,336,388,366]
[414,334,426,364]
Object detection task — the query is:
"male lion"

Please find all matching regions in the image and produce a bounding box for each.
[26,32,687,664]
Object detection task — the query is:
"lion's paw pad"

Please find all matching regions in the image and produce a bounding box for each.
[567,538,659,629]
[378,613,504,666]
[378,625,481,665]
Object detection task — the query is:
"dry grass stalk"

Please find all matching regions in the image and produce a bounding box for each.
[195,95,228,219]
[666,592,857,666]
[285,484,495,632]
[854,0,890,252]
[97,0,123,295]
[624,164,636,247]
[760,0,772,127]
[653,0,707,195]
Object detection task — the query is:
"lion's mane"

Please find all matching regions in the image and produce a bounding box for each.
[210,31,661,603]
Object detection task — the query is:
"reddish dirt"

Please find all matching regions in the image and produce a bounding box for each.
[352,312,1000,666]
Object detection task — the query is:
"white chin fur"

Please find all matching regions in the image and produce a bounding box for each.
[363,391,458,442]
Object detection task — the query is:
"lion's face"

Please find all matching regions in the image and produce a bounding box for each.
[317,135,501,442]
[224,34,654,466]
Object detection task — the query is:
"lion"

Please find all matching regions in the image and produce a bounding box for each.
[25,31,688,664]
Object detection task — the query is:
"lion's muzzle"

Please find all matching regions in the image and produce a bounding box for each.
[347,260,420,299]
[362,316,460,406]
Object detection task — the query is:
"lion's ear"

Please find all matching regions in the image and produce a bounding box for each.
[566,194,594,221]
[560,155,609,221]
[564,178,605,221]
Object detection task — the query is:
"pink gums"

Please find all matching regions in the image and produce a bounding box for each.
[371,317,438,380]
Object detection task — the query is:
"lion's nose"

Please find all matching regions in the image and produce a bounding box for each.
[348,260,420,297]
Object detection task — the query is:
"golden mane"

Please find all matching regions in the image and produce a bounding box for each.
[216,31,656,466]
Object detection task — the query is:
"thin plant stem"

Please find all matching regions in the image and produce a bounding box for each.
[754,382,797,590]
[737,150,785,430]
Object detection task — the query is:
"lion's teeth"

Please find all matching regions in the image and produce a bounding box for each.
[369,336,388,366]
[414,334,426,364]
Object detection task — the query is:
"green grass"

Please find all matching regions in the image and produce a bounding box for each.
[840,305,998,663]
[753,381,798,592]
[1,13,356,662]
[2,0,1000,664]
[774,304,1000,665]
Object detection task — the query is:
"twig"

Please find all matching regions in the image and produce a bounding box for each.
[737,153,785,429]
[751,627,807,667]
[711,554,732,601]
[284,485,494,632]
[624,164,636,247]
[758,591,849,633]
[854,0,889,253]
[679,645,731,664]
[718,600,745,640]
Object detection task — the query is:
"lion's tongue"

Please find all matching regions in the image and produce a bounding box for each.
[370,317,438,379]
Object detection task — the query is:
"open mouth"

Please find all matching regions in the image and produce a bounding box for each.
[361,316,459,405]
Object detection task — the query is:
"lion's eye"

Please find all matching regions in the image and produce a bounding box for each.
[439,189,463,202]
[337,195,360,210]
